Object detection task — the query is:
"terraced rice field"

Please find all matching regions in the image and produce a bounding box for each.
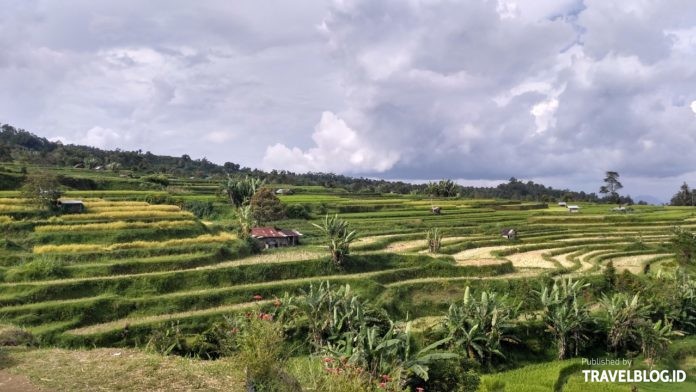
[0,193,693,348]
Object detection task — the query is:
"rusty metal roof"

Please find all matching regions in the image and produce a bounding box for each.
[251,227,303,238]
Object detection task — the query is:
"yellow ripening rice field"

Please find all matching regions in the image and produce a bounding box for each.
[82,201,150,207]
[0,215,13,223]
[505,250,557,269]
[33,233,236,254]
[58,210,193,221]
[87,205,182,213]
[34,220,199,233]
[452,245,511,260]
[0,197,32,205]
[610,254,671,274]
[0,204,35,212]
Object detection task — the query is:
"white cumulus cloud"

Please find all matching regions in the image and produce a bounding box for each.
[263,111,399,173]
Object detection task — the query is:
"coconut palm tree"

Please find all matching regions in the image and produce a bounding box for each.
[312,214,358,267]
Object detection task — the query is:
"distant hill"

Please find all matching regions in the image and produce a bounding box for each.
[1,122,601,201]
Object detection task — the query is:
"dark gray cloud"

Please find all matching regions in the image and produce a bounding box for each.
[1,1,695,200]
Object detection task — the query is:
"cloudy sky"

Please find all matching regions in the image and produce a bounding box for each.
[2,0,696,201]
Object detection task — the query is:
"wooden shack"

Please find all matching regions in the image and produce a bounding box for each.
[501,228,516,240]
[251,227,303,249]
[57,200,85,214]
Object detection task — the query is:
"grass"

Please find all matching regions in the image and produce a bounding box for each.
[34,219,200,233]
[0,347,246,391]
[1,185,695,390]
[32,233,236,254]
[479,358,584,391]
[58,210,193,221]
[67,300,272,336]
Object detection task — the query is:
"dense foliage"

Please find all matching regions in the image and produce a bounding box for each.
[1,123,606,201]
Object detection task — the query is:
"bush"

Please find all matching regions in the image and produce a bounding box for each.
[414,358,480,392]
[236,315,301,391]
[5,257,68,281]
[144,193,179,205]
[145,321,188,356]
[142,175,170,187]
[183,200,215,219]
[0,324,36,346]
[0,171,23,190]
[286,203,311,220]
[58,175,98,190]
[288,358,375,392]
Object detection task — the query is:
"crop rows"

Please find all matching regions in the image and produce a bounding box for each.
[0,195,691,350]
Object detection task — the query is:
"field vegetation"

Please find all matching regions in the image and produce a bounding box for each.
[0,162,695,390]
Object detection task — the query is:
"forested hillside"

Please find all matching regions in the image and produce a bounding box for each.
[1,123,602,201]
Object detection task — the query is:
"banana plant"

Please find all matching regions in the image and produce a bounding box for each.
[426,227,443,253]
[537,278,593,360]
[600,293,652,354]
[444,286,520,367]
[312,214,358,267]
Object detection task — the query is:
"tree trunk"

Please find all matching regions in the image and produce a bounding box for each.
[558,336,567,360]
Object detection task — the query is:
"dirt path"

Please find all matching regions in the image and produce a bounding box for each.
[0,370,43,392]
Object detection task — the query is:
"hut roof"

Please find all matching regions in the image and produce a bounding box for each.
[58,200,84,205]
[251,227,303,239]
[280,229,303,237]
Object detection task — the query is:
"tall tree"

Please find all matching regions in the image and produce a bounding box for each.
[599,171,623,204]
[249,188,286,225]
[20,172,62,211]
[671,227,696,267]
[670,182,694,206]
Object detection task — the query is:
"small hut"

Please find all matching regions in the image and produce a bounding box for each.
[275,189,294,195]
[57,200,85,214]
[567,205,580,213]
[501,228,516,240]
[431,206,441,215]
[557,201,567,207]
[251,227,303,249]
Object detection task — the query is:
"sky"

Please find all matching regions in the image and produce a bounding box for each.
[1,0,696,202]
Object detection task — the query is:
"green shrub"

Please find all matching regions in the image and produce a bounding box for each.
[414,358,480,392]
[236,315,301,391]
[182,200,214,219]
[57,175,98,190]
[288,357,375,392]
[145,321,188,356]
[5,257,68,281]
[144,193,180,205]
[142,175,170,187]
[0,324,36,346]
[286,203,311,219]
